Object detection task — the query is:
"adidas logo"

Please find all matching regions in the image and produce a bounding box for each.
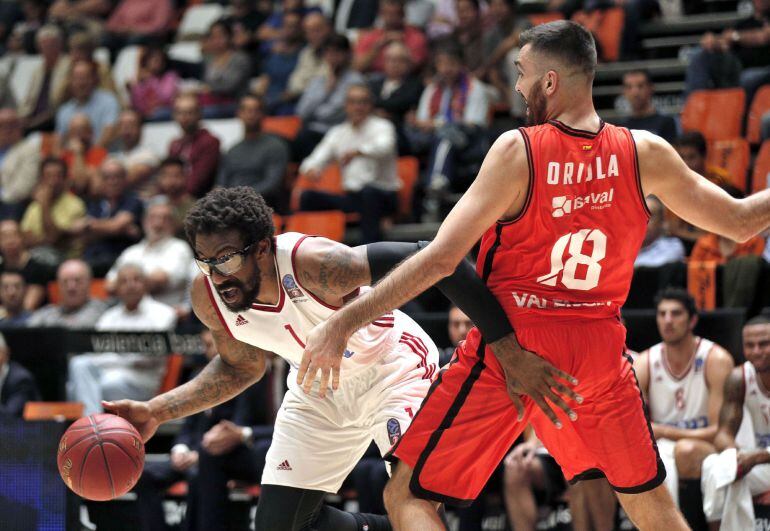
[277,460,292,471]
[235,315,249,326]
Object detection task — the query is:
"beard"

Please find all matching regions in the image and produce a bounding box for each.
[215,273,262,313]
[525,79,549,126]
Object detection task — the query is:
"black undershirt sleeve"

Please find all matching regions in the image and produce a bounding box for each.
[364,241,514,343]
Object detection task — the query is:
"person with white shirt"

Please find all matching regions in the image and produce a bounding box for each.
[106,197,194,313]
[635,195,686,268]
[299,83,400,243]
[68,263,177,415]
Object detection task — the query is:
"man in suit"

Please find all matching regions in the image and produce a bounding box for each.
[133,329,285,531]
[0,331,41,418]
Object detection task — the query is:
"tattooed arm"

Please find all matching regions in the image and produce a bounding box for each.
[292,237,371,306]
[103,275,268,442]
[714,367,745,452]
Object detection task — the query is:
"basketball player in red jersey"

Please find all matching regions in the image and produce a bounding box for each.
[298,20,770,530]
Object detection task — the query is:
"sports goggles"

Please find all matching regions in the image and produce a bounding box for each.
[195,243,255,277]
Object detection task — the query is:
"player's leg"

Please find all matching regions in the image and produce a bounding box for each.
[674,438,714,529]
[568,478,616,531]
[502,452,547,531]
[383,461,443,531]
[616,484,689,530]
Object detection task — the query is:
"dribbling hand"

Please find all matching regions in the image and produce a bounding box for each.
[489,334,582,428]
[101,400,160,443]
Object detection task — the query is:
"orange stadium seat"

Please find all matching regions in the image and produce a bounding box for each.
[571,7,624,62]
[47,278,109,305]
[23,402,84,421]
[752,140,770,193]
[528,12,564,26]
[158,354,185,394]
[706,138,750,192]
[396,156,419,220]
[262,116,302,141]
[747,85,770,145]
[290,164,343,211]
[272,214,284,234]
[681,88,746,141]
[284,211,346,242]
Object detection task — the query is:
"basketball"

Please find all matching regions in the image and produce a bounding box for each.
[57,413,145,501]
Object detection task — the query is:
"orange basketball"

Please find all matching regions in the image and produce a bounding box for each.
[57,413,145,501]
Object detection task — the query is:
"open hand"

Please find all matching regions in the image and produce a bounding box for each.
[170,450,198,471]
[202,420,243,455]
[102,399,160,443]
[489,334,582,428]
[296,321,348,398]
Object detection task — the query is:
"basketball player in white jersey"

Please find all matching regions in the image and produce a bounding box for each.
[699,316,770,530]
[104,186,533,531]
[635,287,734,527]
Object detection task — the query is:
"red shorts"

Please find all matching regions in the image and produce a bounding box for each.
[390,318,664,506]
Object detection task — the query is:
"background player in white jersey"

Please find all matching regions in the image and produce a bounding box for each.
[103,186,530,531]
[635,287,734,528]
[696,316,770,530]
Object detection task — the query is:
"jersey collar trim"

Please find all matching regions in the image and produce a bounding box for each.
[661,337,702,382]
[547,119,606,139]
[251,253,285,312]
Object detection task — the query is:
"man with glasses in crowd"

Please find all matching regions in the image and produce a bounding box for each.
[105,186,530,530]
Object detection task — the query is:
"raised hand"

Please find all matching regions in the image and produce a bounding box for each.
[489,334,582,428]
[296,321,348,398]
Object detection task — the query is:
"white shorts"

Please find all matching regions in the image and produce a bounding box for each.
[261,320,439,493]
[657,438,679,506]
[702,448,770,527]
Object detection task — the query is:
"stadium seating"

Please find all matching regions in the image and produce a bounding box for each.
[290,164,343,211]
[176,4,225,40]
[681,88,746,141]
[396,156,419,220]
[747,85,770,145]
[22,402,84,421]
[284,211,347,241]
[47,279,109,305]
[112,46,142,104]
[571,8,625,62]
[752,140,770,193]
[158,354,184,394]
[262,115,302,141]
[706,138,750,192]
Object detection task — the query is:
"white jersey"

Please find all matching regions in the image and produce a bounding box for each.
[648,338,714,429]
[742,361,770,448]
[205,232,433,380]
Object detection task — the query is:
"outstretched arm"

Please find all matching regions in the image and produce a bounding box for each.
[103,276,268,442]
[637,130,770,243]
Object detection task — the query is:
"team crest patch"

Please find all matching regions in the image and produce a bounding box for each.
[694,357,704,372]
[387,418,402,445]
[282,275,304,299]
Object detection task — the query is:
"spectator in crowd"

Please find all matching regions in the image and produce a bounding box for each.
[333,0,378,33]
[685,0,770,102]
[0,271,31,327]
[27,259,108,328]
[18,25,69,132]
[299,84,400,243]
[440,304,472,366]
[252,10,305,115]
[106,198,194,313]
[667,132,733,243]
[698,316,770,530]
[134,328,278,531]
[66,31,118,96]
[0,332,40,418]
[635,287,734,528]
[55,60,120,146]
[408,43,490,197]
[155,158,195,237]
[129,46,181,122]
[294,34,365,161]
[353,0,428,74]
[216,95,290,213]
[503,427,569,531]
[475,0,530,118]
[21,157,87,263]
[9,0,47,55]
[56,113,108,196]
[635,196,686,267]
[102,0,173,60]
[451,0,485,72]
[285,12,331,105]
[200,21,252,118]
[0,108,40,218]
[426,0,478,40]
[258,0,308,42]
[108,109,160,195]
[224,0,269,59]
[618,70,678,142]
[168,94,221,198]
[47,0,113,40]
[81,159,144,277]
[369,42,424,155]
[68,263,177,415]
[0,220,53,312]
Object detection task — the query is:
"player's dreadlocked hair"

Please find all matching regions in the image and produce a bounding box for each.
[184,186,275,249]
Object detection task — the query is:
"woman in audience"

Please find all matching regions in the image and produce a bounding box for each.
[199,21,252,118]
[129,46,180,121]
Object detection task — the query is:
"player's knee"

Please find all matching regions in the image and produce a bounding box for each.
[674,439,712,477]
[383,464,413,514]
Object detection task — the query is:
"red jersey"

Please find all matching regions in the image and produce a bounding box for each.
[477,120,649,326]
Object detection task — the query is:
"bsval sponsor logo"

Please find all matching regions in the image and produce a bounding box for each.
[552,188,614,218]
